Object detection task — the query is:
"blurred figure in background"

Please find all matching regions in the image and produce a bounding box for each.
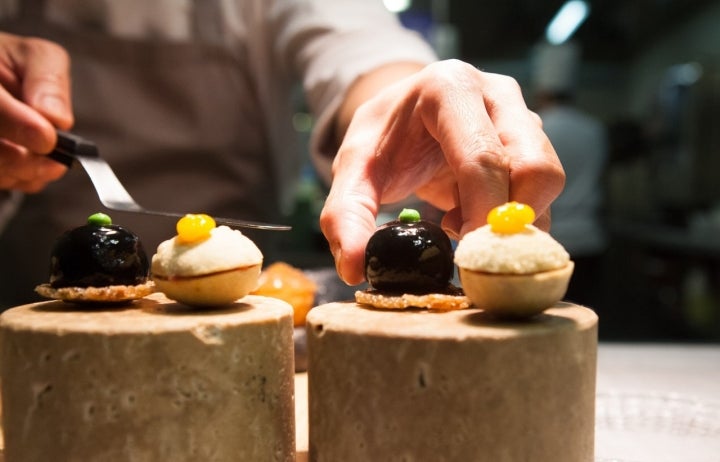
[532,42,609,310]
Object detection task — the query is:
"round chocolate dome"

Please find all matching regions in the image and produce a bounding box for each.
[364,209,454,293]
[49,213,149,288]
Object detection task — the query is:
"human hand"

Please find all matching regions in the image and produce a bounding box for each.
[320,60,565,285]
[0,32,73,192]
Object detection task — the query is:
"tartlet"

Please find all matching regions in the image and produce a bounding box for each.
[151,214,263,307]
[454,202,573,318]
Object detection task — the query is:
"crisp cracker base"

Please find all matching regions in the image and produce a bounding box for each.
[354,285,469,311]
[35,281,155,304]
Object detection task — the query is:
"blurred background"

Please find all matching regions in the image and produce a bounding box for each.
[284,0,720,343]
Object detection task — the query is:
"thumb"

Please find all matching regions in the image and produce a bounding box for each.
[320,189,378,285]
[319,156,382,285]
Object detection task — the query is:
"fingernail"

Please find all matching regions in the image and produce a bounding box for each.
[445,228,460,241]
[333,247,345,281]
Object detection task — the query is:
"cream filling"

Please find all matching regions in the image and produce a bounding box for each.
[454,225,570,274]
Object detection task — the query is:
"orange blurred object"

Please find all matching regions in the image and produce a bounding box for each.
[252,262,317,326]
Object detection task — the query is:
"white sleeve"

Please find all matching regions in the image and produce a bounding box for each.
[270,0,437,183]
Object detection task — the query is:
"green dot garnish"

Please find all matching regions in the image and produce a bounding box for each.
[398,208,421,223]
[87,212,112,226]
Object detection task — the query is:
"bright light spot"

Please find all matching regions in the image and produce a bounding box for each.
[545,0,590,45]
[383,0,412,14]
[671,62,703,86]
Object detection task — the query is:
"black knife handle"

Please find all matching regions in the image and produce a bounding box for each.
[48,130,100,167]
[55,130,99,157]
[47,150,74,167]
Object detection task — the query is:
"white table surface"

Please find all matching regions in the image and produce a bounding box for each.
[296,342,720,462]
[594,343,720,462]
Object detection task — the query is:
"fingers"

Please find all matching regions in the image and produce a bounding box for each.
[0,85,58,153]
[321,60,565,285]
[0,139,67,192]
[319,131,384,285]
[416,61,511,236]
[440,206,462,241]
[0,34,73,153]
[534,208,551,232]
[320,73,426,285]
[479,72,565,223]
[320,186,380,285]
[0,34,73,192]
[20,37,74,130]
[418,61,564,236]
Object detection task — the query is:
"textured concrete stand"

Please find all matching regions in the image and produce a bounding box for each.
[307,302,598,462]
[0,294,295,462]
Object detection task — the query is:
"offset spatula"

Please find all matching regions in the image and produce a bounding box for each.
[48,130,291,231]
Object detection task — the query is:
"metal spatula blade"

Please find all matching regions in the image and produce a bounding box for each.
[48,130,291,231]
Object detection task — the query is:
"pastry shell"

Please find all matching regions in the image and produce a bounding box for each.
[458,261,574,318]
[152,264,261,307]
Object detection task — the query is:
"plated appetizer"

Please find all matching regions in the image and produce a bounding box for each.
[454,202,573,318]
[151,214,263,307]
[355,208,469,310]
[35,212,153,303]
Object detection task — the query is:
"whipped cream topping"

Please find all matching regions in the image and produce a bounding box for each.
[152,226,263,277]
[454,224,570,274]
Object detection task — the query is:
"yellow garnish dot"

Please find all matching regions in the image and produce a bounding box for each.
[487,202,535,234]
[176,214,216,243]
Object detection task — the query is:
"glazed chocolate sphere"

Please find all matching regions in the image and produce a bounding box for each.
[364,209,454,293]
[49,214,149,288]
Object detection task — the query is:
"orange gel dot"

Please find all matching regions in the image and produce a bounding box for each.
[177,214,216,243]
[487,202,535,234]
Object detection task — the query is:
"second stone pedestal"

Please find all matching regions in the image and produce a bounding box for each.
[307,302,598,462]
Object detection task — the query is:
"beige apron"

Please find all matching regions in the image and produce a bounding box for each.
[0,1,282,308]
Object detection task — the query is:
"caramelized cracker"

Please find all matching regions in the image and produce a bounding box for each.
[35,281,155,304]
[355,285,470,311]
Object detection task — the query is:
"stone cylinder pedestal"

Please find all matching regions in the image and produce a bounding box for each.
[307,302,597,462]
[0,293,295,462]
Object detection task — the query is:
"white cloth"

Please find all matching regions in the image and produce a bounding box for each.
[539,104,608,255]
